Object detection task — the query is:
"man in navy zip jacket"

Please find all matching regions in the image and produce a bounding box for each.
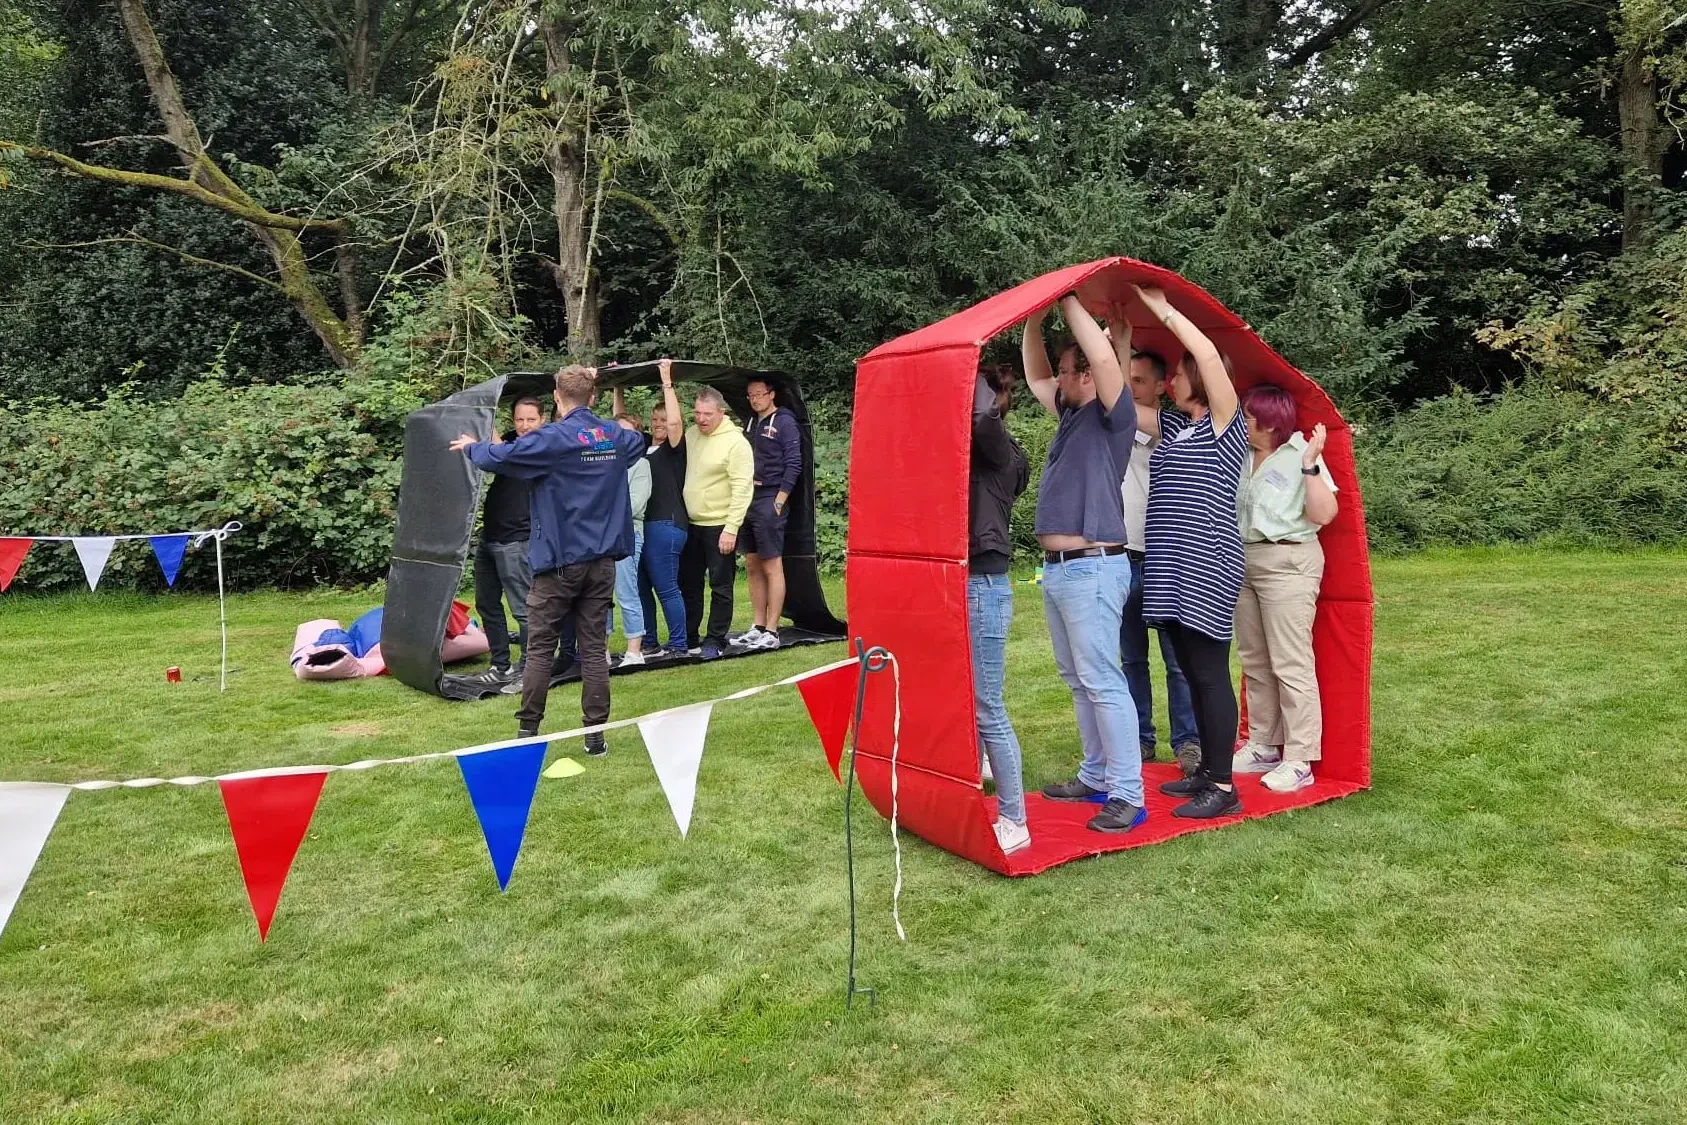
[734,377,804,651]
[451,365,647,750]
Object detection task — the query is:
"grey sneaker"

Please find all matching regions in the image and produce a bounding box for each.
[1140,741,1158,764]
[1041,777,1105,802]
[1174,741,1203,777]
[1086,798,1146,834]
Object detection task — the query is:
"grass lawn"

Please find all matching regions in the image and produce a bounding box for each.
[2,548,1686,1123]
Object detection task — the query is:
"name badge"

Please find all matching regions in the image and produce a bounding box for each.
[1134,429,1152,446]
[1263,468,1291,489]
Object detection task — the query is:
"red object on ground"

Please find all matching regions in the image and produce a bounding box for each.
[218,770,329,940]
[845,257,1374,875]
[0,538,33,592]
[797,662,858,782]
[166,666,182,683]
[445,599,471,638]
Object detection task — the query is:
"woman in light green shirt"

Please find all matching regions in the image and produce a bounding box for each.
[1230,384,1337,793]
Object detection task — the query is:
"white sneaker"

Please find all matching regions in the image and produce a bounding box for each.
[980,755,994,782]
[1261,760,1314,793]
[993,817,1031,855]
[1232,741,1283,774]
[619,650,646,667]
[728,626,764,647]
[752,630,783,650]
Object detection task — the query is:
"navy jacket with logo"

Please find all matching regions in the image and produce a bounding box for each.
[468,407,647,573]
[744,406,803,493]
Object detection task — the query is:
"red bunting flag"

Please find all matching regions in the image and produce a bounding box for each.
[218,770,328,941]
[0,538,33,592]
[796,662,858,783]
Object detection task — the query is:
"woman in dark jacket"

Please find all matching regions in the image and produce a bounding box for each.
[968,363,1032,854]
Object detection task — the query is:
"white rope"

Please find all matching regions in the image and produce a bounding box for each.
[887,652,905,942]
[6,523,243,542]
[21,656,860,792]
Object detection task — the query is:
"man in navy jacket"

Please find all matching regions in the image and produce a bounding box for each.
[733,377,804,651]
[451,365,647,750]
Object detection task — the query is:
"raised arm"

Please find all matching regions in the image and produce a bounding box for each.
[971,374,1014,470]
[1021,307,1058,415]
[1062,294,1124,413]
[1300,423,1338,527]
[1103,302,1162,438]
[659,358,683,447]
[1131,284,1238,434]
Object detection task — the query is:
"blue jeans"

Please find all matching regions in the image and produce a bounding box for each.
[967,573,1026,824]
[608,529,645,640]
[638,520,688,653]
[1122,555,1199,748]
[1042,552,1142,805]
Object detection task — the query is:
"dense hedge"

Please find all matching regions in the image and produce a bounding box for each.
[1354,386,1687,553]
[0,378,421,592]
[4,378,1676,596]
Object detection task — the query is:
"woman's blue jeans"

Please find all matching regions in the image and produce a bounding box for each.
[638,520,689,653]
[968,572,1026,824]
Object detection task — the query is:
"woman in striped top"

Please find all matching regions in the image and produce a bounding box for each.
[1130,284,1250,820]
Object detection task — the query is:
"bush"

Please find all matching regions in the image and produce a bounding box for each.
[1355,386,1687,553]
[0,376,422,591]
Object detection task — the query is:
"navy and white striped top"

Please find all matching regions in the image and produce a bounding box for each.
[1142,410,1250,642]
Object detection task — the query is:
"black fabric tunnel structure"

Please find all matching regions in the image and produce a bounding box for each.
[380,360,847,700]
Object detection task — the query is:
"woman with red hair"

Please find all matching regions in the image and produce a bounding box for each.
[1231,384,1338,792]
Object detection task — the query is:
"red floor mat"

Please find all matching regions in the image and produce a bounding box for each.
[993,762,1365,876]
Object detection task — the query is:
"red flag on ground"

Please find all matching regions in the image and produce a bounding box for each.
[0,538,33,592]
[218,771,328,941]
[797,663,858,782]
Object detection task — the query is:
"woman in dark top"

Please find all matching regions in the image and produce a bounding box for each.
[1131,283,1249,820]
[969,363,1032,854]
[638,360,691,657]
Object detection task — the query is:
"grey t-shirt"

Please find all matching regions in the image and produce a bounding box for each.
[1034,393,1137,544]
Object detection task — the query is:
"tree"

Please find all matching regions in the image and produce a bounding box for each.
[2,0,370,367]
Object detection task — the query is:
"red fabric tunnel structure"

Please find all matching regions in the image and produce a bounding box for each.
[845,257,1374,875]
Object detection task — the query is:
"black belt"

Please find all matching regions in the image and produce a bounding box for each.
[1043,544,1129,565]
[1127,548,1145,562]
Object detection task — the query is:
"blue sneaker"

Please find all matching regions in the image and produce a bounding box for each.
[1086,798,1146,834]
[700,641,722,661]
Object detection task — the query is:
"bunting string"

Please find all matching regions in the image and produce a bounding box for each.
[41,655,860,792]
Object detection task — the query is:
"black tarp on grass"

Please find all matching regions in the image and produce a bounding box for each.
[380,361,846,700]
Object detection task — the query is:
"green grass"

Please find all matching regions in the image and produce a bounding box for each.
[3,549,1687,1123]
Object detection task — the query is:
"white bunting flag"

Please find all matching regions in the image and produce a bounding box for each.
[0,783,72,940]
[72,537,117,591]
[637,703,713,838]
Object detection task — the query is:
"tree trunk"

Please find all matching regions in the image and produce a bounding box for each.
[347,0,380,96]
[1215,0,1286,85]
[112,0,360,365]
[1618,48,1666,254]
[540,15,602,358]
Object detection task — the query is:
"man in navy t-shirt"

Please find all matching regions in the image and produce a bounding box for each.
[451,366,647,750]
[1022,294,1146,835]
[734,377,803,651]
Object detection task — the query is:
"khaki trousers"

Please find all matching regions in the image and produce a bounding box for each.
[1235,539,1324,762]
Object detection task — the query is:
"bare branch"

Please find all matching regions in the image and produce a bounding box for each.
[31,235,289,294]
[1280,0,1395,68]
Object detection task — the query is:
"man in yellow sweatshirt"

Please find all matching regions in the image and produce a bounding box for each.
[679,386,753,658]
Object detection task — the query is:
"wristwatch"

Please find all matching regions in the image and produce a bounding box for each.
[1301,464,1321,476]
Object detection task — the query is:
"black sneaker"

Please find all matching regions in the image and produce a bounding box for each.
[472,665,513,685]
[1086,798,1146,834]
[1174,741,1203,777]
[1159,774,1211,797]
[1041,777,1106,802]
[1140,742,1158,764]
[517,726,539,739]
[584,733,608,757]
[1173,784,1241,819]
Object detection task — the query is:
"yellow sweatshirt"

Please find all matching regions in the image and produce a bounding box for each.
[682,421,754,533]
